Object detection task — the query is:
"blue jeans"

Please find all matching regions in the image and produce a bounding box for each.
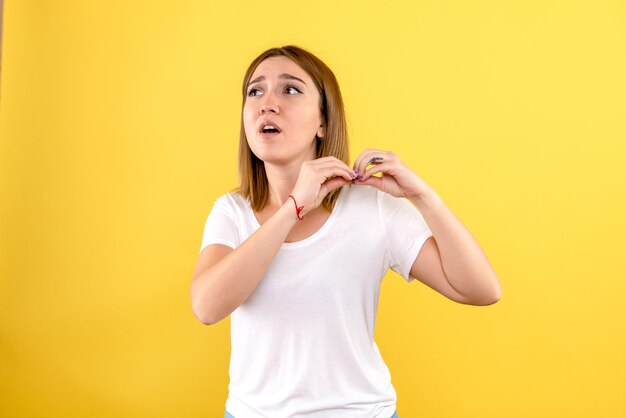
[224,410,399,418]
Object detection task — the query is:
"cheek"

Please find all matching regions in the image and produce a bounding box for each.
[301,99,322,121]
[242,108,256,135]
[302,107,322,130]
[296,106,322,125]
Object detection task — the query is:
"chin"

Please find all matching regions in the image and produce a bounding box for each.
[248,147,280,163]
[247,138,316,166]
[255,155,292,166]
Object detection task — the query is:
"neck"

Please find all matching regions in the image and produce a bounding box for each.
[264,163,299,208]
[263,148,317,209]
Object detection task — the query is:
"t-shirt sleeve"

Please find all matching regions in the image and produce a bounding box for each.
[377,190,433,282]
[199,195,240,254]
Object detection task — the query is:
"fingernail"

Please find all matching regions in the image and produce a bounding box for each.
[354,169,359,175]
[357,175,363,181]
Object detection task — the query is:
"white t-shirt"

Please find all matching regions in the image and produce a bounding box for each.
[199,184,433,418]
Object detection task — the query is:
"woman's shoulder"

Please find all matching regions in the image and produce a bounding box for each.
[211,190,249,215]
[215,190,245,204]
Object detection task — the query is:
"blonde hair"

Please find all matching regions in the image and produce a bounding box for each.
[236,45,350,212]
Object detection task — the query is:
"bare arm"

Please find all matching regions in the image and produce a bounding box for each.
[190,157,355,325]
[352,149,501,305]
[191,202,298,325]
[409,192,502,305]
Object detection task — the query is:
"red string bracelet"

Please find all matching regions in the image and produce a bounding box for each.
[288,195,304,220]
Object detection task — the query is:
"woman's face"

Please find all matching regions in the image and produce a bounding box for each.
[243,56,324,166]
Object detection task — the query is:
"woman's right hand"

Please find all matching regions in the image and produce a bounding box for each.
[290,157,356,217]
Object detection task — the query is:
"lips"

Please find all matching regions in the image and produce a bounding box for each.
[257,120,282,134]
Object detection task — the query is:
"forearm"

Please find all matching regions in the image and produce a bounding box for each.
[192,202,298,324]
[409,191,502,304]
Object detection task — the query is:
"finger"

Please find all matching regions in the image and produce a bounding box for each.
[367,156,385,165]
[351,149,374,173]
[320,167,355,183]
[353,150,385,177]
[303,160,352,182]
[359,163,388,182]
[353,175,383,190]
[318,158,356,176]
[354,150,387,179]
[320,171,356,184]
[317,161,356,182]
[321,176,352,195]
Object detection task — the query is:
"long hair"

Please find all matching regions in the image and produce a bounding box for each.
[237,45,350,212]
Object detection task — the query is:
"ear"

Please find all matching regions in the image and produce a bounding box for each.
[317,124,324,139]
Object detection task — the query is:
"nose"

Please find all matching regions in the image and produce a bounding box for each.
[258,90,280,115]
[259,103,279,115]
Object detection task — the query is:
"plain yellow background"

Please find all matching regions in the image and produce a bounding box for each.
[1,0,625,417]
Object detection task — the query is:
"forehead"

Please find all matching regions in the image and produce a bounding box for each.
[250,56,313,83]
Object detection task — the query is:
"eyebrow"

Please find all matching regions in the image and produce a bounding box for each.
[247,73,307,88]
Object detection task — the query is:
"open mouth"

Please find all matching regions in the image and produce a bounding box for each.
[258,122,282,137]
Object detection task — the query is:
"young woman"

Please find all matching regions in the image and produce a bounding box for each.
[191,45,502,418]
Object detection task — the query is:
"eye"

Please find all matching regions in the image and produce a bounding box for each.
[285,86,302,95]
[247,88,261,97]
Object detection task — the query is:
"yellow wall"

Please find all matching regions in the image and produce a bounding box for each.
[1,0,625,417]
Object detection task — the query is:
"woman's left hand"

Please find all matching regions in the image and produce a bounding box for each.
[352,149,434,199]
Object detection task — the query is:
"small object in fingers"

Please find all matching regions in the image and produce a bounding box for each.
[367,157,384,165]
